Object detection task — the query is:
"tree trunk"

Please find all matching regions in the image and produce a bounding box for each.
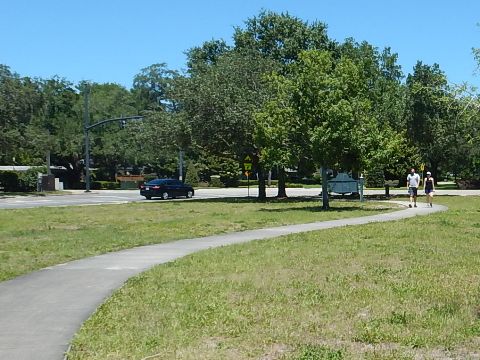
[429,161,439,186]
[321,166,329,210]
[277,167,287,198]
[257,163,266,201]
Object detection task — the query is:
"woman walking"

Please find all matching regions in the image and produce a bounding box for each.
[424,171,435,207]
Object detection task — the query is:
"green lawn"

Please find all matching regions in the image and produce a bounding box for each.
[67,196,480,360]
[0,198,395,281]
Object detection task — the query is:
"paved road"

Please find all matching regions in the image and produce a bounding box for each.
[1,187,479,209]
[0,202,447,360]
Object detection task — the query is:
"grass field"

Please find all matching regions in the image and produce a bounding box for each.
[66,196,480,360]
[0,198,395,281]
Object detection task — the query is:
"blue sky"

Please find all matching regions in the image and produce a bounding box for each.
[1,0,479,89]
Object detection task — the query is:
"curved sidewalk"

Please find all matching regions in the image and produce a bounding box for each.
[0,202,447,360]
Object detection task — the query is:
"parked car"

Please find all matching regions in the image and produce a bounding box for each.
[139,179,194,200]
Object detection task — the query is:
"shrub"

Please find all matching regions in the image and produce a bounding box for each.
[456,179,480,189]
[143,174,157,182]
[364,166,385,188]
[95,181,120,190]
[218,159,241,187]
[285,183,304,188]
[209,175,223,188]
[238,180,278,187]
[239,179,259,186]
[18,167,46,192]
[0,171,19,192]
[184,162,200,187]
[0,167,46,192]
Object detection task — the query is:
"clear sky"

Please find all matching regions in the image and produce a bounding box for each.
[1,0,479,89]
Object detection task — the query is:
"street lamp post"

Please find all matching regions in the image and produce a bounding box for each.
[83,86,91,192]
[82,87,143,192]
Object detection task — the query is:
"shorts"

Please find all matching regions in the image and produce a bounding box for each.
[408,187,418,196]
[425,189,434,194]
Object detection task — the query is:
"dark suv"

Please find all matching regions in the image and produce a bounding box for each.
[139,179,194,200]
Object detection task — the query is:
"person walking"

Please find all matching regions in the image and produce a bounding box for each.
[407,168,421,208]
[424,171,435,207]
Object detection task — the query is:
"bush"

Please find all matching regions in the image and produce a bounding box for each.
[18,167,46,192]
[184,162,200,187]
[218,159,241,187]
[197,155,241,187]
[209,175,223,188]
[0,167,46,192]
[239,179,258,186]
[238,179,278,187]
[94,181,120,190]
[0,171,20,192]
[285,183,305,188]
[143,174,157,182]
[456,179,480,189]
[364,166,385,188]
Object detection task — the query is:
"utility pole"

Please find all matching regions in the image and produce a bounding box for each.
[83,84,91,192]
[321,166,329,210]
[178,150,184,181]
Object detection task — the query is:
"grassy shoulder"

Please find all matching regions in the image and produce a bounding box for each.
[0,198,395,281]
[67,196,480,360]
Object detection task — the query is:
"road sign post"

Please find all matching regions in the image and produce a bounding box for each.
[242,154,256,198]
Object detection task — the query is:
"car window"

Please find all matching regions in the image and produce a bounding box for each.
[146,179,164,185]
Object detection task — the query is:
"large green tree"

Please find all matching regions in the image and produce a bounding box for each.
[234,11,337,197]
[256,49,405,207]
[0,66,43,165]
[85,82,140,180]
[405,61,453,180]
[29,77,82,186]
[175,48,277,195]
[233,10,334,65]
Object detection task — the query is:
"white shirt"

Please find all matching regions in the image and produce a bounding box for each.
[407,173,420,187]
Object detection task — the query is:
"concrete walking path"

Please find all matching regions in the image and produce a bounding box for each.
[0,202,447,360]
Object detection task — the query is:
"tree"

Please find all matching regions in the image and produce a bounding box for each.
[85,82,140,180]
[233,10,334,65]
[186,39,231,73]
[405,61,453,181]
[175,49,276,196]
[338,40,414,183]
[234,11,336,198]
[0,66,43,165]
[441,84,480,181]
[132,63,180,111]
[256,49,401,208]
[254,73,300,198]
[30,77,82,187]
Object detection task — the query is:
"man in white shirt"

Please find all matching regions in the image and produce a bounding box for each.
[406,168,421,208]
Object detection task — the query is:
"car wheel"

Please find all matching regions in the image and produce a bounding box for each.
[145,196,152,200]
[161,191,169,200]
[186,190,193,198]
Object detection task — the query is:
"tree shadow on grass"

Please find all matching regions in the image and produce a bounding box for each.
[175,196,397,213]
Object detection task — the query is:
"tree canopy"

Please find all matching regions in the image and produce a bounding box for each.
[1,10,479,193]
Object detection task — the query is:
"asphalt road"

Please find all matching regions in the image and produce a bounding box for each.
[0,187,479,210]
